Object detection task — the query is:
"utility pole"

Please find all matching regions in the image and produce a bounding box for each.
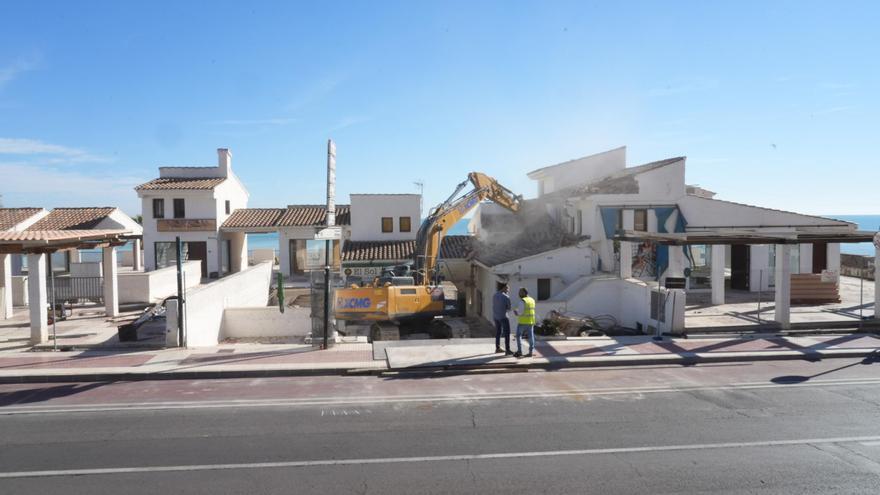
[175,236,186,347]
[323,140,336,350]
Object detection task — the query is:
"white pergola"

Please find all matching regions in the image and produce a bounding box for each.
[615,228,879,330]
[0,229,133,344]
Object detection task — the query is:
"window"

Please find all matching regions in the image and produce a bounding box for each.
[381,217,393,233]
[616,209,623,231]
[173,198,185,219]
[225,200,231,215]
[634,209,648,231]
[155,241,187,270]
[399,216,411,232]
[537,278,552,301]
[576,209,583,236]
[152,198,164,219]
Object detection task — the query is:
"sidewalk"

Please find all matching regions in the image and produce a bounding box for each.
[0,334,878,383]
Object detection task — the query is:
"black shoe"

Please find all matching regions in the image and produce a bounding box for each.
[505,350,513,356]
[525,352,534,358]
[514,352,523,358]
[494,347,504,353]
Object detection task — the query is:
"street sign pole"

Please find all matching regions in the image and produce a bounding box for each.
[175,236,185,347]
[323,139,337,350]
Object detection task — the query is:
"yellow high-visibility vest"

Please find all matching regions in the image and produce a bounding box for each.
[518,296,536,325]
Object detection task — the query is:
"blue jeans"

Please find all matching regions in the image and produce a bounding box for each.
[516,323,534,355]
[494,318,511,351]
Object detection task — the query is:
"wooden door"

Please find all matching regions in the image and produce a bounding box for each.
[187,241,208,278]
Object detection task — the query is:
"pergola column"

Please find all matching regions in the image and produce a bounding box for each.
[774,244,791,329]
[26,253,48,344]
[711,244,726,305]
[619,210,634,279]
[0,254,12,319]
[103,246,119,317]
[132,238,142,271]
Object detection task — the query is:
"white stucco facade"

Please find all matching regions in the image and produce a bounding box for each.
[349,194,420,242]
[138,148,249,278]
[469,146,861,334]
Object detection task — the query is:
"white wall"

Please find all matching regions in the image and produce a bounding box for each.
[680,195,855,229]
[118,260,201,304]
[528,147,626,197]
[222,306,311,339]
[492,246,593,284]
[11,276,28,306]
[349,194,421,241]
[169,261,272,347]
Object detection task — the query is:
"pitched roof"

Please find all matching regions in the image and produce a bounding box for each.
[543,157,684,200]
[220,205,352,230]
[0,229,126,243]
[0,208,43,231]
[28,207,116,230]
[279,205,351,227]
[135,177,226,191]
[527,146,626,178]
[222,208,286,229]
[342,235,473,262]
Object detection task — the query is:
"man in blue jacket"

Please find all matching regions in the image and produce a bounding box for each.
[492,283,513,355]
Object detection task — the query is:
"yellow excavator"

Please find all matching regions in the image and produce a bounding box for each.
[334,172,522,340]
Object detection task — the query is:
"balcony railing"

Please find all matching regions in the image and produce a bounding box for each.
[156,218,217,232]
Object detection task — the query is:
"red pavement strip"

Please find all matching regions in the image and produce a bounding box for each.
[0,354,154,370]
[0,335,877,383]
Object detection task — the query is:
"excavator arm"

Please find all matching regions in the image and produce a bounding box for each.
[413,172,521,284]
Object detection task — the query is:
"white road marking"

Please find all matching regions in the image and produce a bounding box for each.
[1,435,879,479]
[3,377,880,416]
[860,441,880,447]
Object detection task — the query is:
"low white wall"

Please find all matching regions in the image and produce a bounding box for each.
[558,277,684,334]
[170,261,272,347]
[250,248,277,265]
[221,306,311,339]
[12,276,28,306]
[118,260,201,304]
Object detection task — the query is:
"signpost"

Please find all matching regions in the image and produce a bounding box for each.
[322,140,336,350]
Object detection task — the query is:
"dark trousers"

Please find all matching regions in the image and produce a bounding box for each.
[494,318,511,351]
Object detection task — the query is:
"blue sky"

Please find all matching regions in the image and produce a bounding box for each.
[1,1,877,216]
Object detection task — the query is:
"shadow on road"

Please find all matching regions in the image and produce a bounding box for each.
[770,352,880,384]
[0,381,111,406]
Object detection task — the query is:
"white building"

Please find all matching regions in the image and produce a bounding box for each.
[136,148,249,279]
[470,146,870,332]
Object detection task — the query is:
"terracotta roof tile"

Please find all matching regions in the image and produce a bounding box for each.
[0,229,125,243]
[135,177,226,191]
[28,207,116,230]
[0,208,43,231]
[221,205,352,229]
[221,208,286,229]
[278,205,351,227]
[342,235,473,262]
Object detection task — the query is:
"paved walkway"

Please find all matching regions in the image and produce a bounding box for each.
[0,333,878,382]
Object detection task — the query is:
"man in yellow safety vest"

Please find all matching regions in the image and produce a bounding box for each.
[513,287,536,358]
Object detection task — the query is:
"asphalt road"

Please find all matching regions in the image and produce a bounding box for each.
[2,357,880,494]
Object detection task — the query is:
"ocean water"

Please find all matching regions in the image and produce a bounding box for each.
[245,216,879,255]
[244,219,473,252]
[831,215,880,256]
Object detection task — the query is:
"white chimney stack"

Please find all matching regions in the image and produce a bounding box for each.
[217,148,232,177]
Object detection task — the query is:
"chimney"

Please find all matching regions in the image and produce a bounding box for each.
[217,148,232,177]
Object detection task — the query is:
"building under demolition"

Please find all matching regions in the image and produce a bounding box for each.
[468,146,875,334]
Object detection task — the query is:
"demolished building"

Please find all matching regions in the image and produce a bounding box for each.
[468,146,872,334]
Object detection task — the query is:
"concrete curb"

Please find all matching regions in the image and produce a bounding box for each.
[0,348,876,384]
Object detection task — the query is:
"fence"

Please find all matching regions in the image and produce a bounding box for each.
[309,270,343,347]
[48,276,103,302]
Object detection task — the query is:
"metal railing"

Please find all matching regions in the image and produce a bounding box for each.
[49,276,104,302]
